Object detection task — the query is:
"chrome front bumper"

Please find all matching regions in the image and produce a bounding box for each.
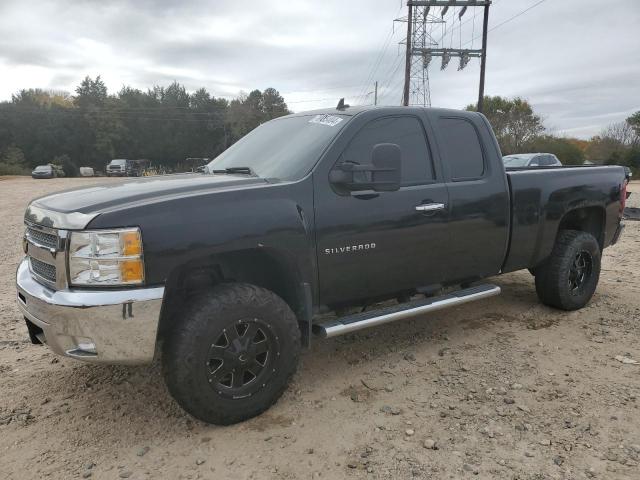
[16,258,164,365]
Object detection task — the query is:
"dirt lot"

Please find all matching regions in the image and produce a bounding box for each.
[1,176,639,480]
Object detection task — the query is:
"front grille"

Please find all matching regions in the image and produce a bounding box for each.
[30,257,57,283]
[26,227,58,249]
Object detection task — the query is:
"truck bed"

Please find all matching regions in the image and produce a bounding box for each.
[502,165,626,273]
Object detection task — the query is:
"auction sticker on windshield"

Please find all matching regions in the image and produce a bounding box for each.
[309,114,343,127]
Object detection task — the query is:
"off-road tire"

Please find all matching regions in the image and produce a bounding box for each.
[163,283,301,425]
[534,230,601,311]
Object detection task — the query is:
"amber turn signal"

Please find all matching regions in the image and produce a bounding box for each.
[120,259,144,283]
[121,230,142,256]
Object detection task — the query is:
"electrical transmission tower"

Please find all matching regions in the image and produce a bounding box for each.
[401,1,491,111]
[401,5,444,106]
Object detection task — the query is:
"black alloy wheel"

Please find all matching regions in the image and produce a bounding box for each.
[206,318,279,399]
[568,251,593,293]
[534,230,601,311]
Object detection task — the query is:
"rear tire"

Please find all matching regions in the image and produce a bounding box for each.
[534,230,601,311]
[162,283,300,425]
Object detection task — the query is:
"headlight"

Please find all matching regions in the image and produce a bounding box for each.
[68,228,144,286]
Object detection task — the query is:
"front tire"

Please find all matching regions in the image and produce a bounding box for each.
[163,283,301,425]
[534,230,601,311]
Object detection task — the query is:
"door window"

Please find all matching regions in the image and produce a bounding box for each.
[545,155,560,166]
[339,116,434,186]
[438,118,485,180]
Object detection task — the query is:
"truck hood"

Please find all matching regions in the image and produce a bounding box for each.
[27,174,268,228]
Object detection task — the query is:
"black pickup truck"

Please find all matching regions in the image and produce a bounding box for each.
[17,106,627,424]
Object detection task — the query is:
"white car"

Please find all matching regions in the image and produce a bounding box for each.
[503,153,562,168]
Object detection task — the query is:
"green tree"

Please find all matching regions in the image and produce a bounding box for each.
[586,135,626,164]
[526,135,584,165]
[52,154,77,177]
[73,77,128,169]
[0,145,30,175]
[12,88,73,108]
[75,76,108,108]
[262,88,289,120]
[227,88,290,141]
[467,96,544,154]
[624,147,640,170]
[627,111,640,141]
[0,77,291,175]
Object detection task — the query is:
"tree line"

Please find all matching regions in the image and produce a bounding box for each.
[0,77,638,176]
[467,96,640,170]
[0,76,290,175]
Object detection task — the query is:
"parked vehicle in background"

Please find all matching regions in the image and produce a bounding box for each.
[182,157,210,173]
[31,164,64,179]
[106,159,130,177]
[106,159,150,177]
[503,153,562,168]
[31,165,55,179]
[129,159,150,177]
[17,106,627,425]
[79,167,94,177]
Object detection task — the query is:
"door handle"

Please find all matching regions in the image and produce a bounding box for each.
[415,203,446,212]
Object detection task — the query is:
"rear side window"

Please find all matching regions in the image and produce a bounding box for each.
[340,116,434,185]
[438,118,485,180]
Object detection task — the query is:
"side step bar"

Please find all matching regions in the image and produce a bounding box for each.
[313,284,501,338]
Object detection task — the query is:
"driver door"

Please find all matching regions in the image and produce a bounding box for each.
[313,114,449,307]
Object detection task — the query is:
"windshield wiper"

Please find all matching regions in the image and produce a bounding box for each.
[209,167,257,177]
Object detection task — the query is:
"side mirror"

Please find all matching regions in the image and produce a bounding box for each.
[329,143,401,192]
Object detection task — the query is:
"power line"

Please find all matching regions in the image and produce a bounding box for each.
[379,54,405,93]
[282,84,365,94]
[464,0,548,46]
[355,4,405,105]
[355,32,395,104]
[435,0,501,45]
[490,0,547,31]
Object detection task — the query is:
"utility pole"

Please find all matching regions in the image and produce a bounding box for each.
[477,3,490,113]
[374,81,378,105]
[402,1,413,106]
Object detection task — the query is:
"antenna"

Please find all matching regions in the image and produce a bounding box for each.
[336,98,350,110]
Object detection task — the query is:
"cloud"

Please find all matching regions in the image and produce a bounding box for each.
[0,0,638,138]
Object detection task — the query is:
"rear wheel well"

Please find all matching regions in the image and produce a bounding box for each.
[556,207,605,249]
[159,249,305,339]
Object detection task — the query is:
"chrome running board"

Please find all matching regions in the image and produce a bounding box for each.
[314,284,501,338]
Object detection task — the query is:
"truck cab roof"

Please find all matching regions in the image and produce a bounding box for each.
[289,105,480,119]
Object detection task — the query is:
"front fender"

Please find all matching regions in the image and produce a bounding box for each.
[87,178,318,300]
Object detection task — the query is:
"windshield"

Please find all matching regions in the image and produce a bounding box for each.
[502,155,531,167]
[34,165,51,171]
[110,159,127,166]
[208,114,348,181]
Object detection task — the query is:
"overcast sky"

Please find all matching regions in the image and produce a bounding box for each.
[1,0,638,138]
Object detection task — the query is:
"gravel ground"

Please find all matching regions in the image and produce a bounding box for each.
[1,176,639,480]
